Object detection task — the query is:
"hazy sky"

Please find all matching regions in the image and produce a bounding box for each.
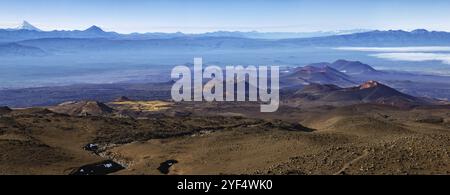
[1,0,449,33]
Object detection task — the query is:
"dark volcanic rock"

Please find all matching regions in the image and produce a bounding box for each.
[70,160,124,175]
[157,160,178,174]
[0,106,12,115]
[416,116,444,124]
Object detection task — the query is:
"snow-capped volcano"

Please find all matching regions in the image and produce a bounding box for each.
[17,21,42,31]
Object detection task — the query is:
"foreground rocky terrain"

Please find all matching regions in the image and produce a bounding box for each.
[0,81,449,175]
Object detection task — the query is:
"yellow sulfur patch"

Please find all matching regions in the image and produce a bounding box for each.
[111,101,173,112]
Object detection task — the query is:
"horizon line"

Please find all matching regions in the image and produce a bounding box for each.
[2,21,450,34]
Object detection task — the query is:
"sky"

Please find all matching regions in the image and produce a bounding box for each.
[1,0,450,33]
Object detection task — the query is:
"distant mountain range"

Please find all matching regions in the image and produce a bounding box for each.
[0,22,120,43]
[1,22,450,46]
[280,29,450,46]
[0,21,371,42]
[199,29,372,39]
[0,21,443,45]
[1,21,450,57]
[2,22,450,56]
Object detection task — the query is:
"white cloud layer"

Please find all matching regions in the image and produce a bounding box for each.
[335,47,450,52]
[370,52,450,64]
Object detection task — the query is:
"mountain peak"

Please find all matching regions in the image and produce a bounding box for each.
[359,80,382,90]
[17,21,42,31]
[333,59,366,66]
[411,29,429,34]
[51,101,114,116]
[85,25,105,32]
[334,59,357,64]
[330,60,377,75]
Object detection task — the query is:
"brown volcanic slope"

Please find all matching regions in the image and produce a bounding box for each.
[0,95,449,175]
[284,81,437,108]
[49,101,114,116]
[0,81,449,175]
[0,106,315,175]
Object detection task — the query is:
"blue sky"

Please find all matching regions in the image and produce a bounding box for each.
[1,0,450,33]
